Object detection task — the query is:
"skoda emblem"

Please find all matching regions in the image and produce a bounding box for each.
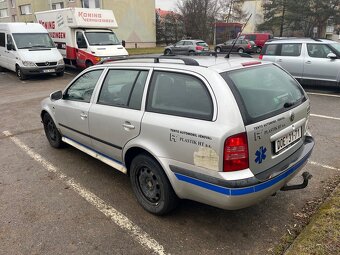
[290,112,295,122]
[45,61,50,66]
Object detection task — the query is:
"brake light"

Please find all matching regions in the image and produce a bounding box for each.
[259,54,263,60]
[196,46,204,51]
[224,132,249,172]
[242,61,261,67]
[247,43,251,49]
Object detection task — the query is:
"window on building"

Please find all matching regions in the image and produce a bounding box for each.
[82,0,100,8]
[20,4,32,15]
[52,2,64,10]
[0,8,8,18]
[10,0,16,8]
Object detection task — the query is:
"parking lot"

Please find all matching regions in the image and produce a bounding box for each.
[0,67,339,255]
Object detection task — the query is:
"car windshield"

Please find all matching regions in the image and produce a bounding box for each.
[220,64,306,123]
[85,32,120,46]
[329,42,340,54]
[12,33,55,49]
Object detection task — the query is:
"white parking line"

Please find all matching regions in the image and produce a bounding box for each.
[307,92,340,98]
[310,114,340,121]
[308,161,340,172]
[2,130,167,255]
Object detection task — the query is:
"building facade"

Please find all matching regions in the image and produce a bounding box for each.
[0,0,156,47]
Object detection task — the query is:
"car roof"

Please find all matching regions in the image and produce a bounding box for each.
[266,38,336,44]
[95,55,268,73]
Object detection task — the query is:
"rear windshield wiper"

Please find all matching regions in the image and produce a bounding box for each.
[283,99,301,108]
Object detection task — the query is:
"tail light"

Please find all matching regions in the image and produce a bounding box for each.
[196,46,204,51]
[259,54,263,60]
[247,43,251,49]
[224,132,249,172]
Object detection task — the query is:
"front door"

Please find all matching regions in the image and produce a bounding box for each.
[55,69,104,146]
[89,68,150,162]
[4,34,17,71]
[75,30,89,68]
[303,43,339,82]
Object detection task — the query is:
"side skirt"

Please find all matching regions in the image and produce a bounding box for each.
[62,136,128,174]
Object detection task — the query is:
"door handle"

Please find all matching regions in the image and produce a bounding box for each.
[80,113,88,119]
[122,122,135,130]
[305,61,312,64]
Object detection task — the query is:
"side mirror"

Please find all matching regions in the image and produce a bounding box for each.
[327,52,337,59]
[50,90,63,101]
[7,44,15,51]
[121,40,126,47]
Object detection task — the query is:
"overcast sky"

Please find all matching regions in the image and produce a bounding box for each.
[155,0,178,10]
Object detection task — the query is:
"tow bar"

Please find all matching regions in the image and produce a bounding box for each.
[280,172,313,191]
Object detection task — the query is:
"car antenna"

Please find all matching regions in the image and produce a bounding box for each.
[225,14,252,59]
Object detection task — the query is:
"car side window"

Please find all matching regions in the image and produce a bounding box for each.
[146,71,213,121]
[176,41,184,46]
[307,44,334,58]
[98,69,148,109]
[184,41,193,46]
[281,43,302,56]
[64,69,103,103]
[264,44,278,55]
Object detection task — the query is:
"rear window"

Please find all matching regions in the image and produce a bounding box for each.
[220,64,306,125]
[196,41,208,47]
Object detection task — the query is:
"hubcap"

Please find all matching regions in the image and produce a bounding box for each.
[47,119,57,141]
[137,166,161,203]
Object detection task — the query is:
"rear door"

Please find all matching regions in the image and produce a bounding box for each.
[88,68,149,162]
[221,64,308,175]
[275,43,304,78]
[303,43,339,82]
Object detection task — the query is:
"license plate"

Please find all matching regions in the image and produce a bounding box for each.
[275,127,302,153]
[43,69,55,73]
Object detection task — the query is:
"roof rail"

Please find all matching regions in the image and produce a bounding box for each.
[97,56,200,66]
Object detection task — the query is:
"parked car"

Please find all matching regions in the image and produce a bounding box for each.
[0,23,65,80]
[240,33,273,53]
[41,55,314,215]
[260,38,340,86]
[164,40,209,55]
[215,39,257,54]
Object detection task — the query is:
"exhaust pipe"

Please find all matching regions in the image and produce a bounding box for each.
[280,172,313,191]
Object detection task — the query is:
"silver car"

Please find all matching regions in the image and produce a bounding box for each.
[164,40,209,55]
[41,56,314,215]
[260,38,340,85]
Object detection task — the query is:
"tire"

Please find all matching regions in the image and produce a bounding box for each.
[130,154,179,215]
[16,65,27,80]
[42,113,64,148]
[56,71,64,77]
[188,50,195,56]
[85,60,93,68]
[237,48,244,53]
[256,47,262,54]
[215,47,221,53]
[164,49,172,55]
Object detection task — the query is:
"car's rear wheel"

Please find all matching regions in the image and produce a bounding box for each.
[43,113,64,148]
[215,47,221,53]
[188,50,195,56]
[130,154,179,215]
[238,48,244,53]
[164,49,172,55]
[16,65,27,80]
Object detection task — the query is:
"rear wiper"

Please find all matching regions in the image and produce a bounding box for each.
[283,101,295,108]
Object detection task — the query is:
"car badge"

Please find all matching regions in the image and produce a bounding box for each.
[290,112,295,122]
[46,61,50,66]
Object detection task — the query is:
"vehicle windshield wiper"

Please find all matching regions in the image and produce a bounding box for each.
[32,45,50,48]
[283,99,301,108]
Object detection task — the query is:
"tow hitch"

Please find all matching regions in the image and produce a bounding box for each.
[280,172,313,191]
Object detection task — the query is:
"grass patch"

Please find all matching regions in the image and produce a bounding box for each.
[127,47,164,55]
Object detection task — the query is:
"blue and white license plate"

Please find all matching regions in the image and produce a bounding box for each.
[275,127,302,153]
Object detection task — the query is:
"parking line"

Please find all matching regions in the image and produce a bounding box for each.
[309,161,340,172]
[2,130,167,255]
[307,92,340,98]
[310,114,340,121]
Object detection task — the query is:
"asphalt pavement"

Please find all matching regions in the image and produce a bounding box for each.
[0,67,339,255]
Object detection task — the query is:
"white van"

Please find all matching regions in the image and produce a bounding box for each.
[0,23,65,80]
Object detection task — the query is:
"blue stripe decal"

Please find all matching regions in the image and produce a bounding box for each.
[63,135,125,166]
[175,152,310,196]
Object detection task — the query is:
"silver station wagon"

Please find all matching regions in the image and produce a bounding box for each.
[41,56,314,215]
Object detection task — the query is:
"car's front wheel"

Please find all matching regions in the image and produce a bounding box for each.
[164,49,172,55]
[215,47,221,53]
[256,47,262,54]
[130,154,179,215]
[43,113,64,148]
[16,65,27,80]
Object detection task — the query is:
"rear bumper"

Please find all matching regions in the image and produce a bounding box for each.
[170,136,314,210]
[21,65,65,75]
